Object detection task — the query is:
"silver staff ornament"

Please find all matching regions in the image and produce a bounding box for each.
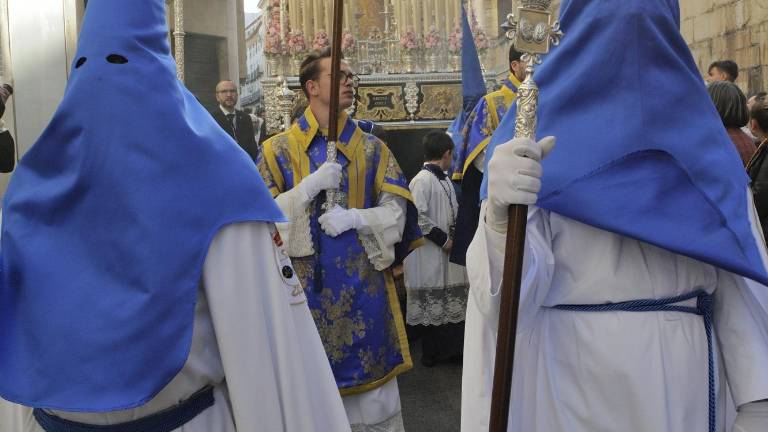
[501,0,563,139]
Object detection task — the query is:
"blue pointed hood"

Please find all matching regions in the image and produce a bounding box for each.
[481,0,768,285]
[459,4,486,112]
[447,5,486,140]
[0,0,284,411]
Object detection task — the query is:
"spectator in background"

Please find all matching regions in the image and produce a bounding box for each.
[706,59,739,83]
[743,92,766,142]
[0,84,15,173]
[707,80,755,165]
[748,91,767,110]
[747,99,768,242]
[209,80,259,162]
[404,131,468,367]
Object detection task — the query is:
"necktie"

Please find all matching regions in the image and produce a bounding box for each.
[226,113,237,140]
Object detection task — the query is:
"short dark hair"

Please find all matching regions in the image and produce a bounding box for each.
[509,45,523,64]
[299,48,346,98]
[751,99,768,133]
[243,107,252,114]
[708,60,739,81]
[423,131,454,161]
[750,91,767,102]
[707,81,749,128]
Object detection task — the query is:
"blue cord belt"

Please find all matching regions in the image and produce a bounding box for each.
[552,289,715,432]
[33,385,215,432]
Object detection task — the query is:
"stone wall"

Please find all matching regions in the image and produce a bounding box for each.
[680,0,765,94]
[507,1,766,94]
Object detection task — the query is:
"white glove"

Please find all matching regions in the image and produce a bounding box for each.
[296,162,342,200]
[733,401,768,432]
[318,205,363,237]
[486,136,556,233]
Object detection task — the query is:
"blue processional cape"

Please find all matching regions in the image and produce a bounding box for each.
[481,0,768,286]
[446,4,486,153]
[0,0,284,411]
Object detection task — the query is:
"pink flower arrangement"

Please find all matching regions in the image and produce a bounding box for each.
[265,23,284,55]
[287,31,307,56]
[399,28,422,52]
[473,27,490,52]
[341,30,356,54]
[264,0,285,55]
[424,25,441,50]
[469,8,490,53]
[447,24,462,53]
[313,30,330,51]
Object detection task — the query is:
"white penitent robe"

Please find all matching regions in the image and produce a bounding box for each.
[404,168,468,326]
[462,203,768,432]
[0,222,351,432]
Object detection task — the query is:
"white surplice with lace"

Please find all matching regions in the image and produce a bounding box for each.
[404,168,468,326]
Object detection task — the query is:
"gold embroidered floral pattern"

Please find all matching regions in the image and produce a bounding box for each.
[311,285,367,364]
[359,346,390,379]
[480,102,495,138]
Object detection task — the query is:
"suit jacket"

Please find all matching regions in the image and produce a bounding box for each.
[0,99,14,173]
[0,131,14,173]
[209,108,259,161]
[748,139,768,243]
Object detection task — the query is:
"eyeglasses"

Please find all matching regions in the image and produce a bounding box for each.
[325,72,360,87]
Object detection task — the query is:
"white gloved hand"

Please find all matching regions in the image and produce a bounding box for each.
[733,401,768,432]
[296,162,342,200]
[486,136,556,233]
[318,205,363,237]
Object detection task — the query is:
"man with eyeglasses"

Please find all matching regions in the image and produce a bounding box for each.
[257,48,422,432]
[209,80,259,162]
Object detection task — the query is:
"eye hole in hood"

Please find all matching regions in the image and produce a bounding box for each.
[106,54,128,64]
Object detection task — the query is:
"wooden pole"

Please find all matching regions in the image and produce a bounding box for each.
[490,64,538,432]
[489,2,563,430]
[324,0,344,208]
[327,0,344,142]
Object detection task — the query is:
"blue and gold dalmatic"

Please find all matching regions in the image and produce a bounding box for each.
[451,73,521,180]
[258,108,415,395]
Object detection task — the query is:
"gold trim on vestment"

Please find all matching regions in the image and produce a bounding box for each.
[339,269,413,396]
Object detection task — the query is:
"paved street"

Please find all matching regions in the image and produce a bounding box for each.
[399,333,463,432]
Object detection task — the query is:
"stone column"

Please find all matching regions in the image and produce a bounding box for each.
[394,0,401,35]
[325,0,331,38]
[295,0,302,33]
[303,0,312,42]
[312,0,320,36]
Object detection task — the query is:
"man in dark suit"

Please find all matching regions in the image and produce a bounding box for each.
[0,84,15,173]
[209,80,259,161]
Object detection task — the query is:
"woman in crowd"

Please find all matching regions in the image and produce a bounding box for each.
[708,80,755,165]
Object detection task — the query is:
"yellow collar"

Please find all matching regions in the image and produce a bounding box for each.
[506,73,522,92]
[296,107,361,160]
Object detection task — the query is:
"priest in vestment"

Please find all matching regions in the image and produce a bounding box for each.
[0,1,350,431]
[462,1,768,431]
[257,49,421,432]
